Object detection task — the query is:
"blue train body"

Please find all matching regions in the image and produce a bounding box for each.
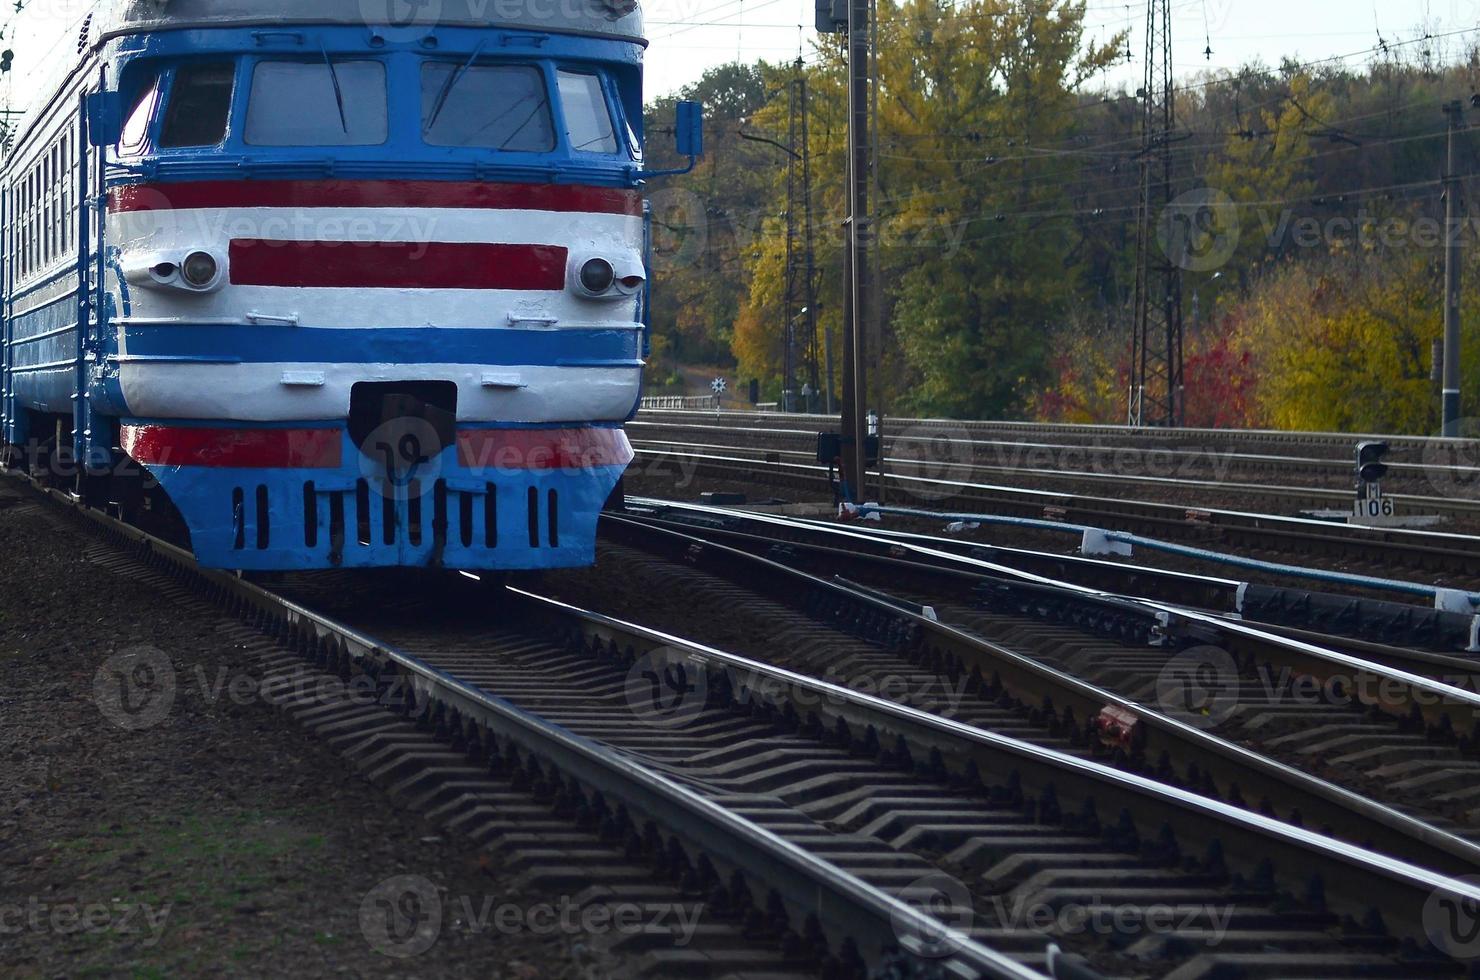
[0,0,674,571]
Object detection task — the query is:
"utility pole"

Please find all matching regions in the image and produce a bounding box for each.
[1443,99,1464,437]
[781,66,820,414]
[868,0,885,502]
[839,0,872,500]
[781,83,799,412]
[798,72,823,413]
[1129,0,1184,427]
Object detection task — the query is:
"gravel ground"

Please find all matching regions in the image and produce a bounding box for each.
[0,479,602,979]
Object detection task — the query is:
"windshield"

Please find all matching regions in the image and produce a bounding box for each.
[245,60,387,146]
[161,62,235,148]
[119,76,160,153]
[420,63,555,151]
[556,71,618,154]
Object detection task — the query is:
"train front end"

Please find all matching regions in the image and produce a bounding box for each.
[91,0,650,570]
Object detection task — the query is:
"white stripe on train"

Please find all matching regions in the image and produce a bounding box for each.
[117,361,642,423]
[107,206,644,329]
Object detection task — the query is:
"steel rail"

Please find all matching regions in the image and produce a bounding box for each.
[621,500,1480,722]
[630,432,1480,518]
[600,509,1480,877]
[513,585,1480,957]
[772,505,1480,677]
[629,448,1480,575]
[8,474,1042,980]
[13,469,1480,967]
[635,408,1480,456]
[633,495,1247,609]
[630,419,1480,481]
[727,505,1480,661]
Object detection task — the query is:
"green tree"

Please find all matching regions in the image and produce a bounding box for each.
[731,0,1122,414]
[645,62,779,379]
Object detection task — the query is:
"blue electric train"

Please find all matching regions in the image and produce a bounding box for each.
[0,0,699,570]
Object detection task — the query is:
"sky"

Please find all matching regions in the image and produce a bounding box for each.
[0,0,1473,116]
[641,0,1480,99]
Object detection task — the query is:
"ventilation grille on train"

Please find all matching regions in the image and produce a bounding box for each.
[230,481,561,558]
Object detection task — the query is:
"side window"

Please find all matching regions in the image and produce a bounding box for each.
[31,167,38,272]
[60,134,70,256]
[160,62,236,148]
[26,170,32,274]
[48,145,58,263]
[245,61,386,146]
[119,76,161,153]
[420,63,555,151]
[556,71,617,154]
[42,151,50,265]
[28,168,37,274]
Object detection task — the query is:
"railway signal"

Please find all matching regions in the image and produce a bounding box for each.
[1355,441,1390,485]
[1353,441,1393,523]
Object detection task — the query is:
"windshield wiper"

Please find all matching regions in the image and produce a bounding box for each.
[426,40,486,133]
[320,43,348,134]
[498,98,550,150]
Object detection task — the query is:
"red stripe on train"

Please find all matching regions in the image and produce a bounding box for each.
[122,426,343,469]
[108,180,643,216]
[120,425,632,470]
[457,428,633,470]
[227,240,568,290]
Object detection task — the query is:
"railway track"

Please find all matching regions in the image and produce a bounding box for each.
[51,488,992,978]
[630,408,1480,531]
[12,471,1480,976]
[635,408,1480,465]
[623,444,1480,580]
[630,426,1480,520]
[594,504,1480,859]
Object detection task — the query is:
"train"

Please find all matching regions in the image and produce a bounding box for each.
[0,0,700,571]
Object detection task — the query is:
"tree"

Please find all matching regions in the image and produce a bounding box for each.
[731,0,1122,414]
[645,62,781,376]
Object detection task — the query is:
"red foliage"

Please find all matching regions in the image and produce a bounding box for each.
[1182,315,1258,428]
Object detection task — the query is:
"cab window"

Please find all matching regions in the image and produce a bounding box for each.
[245,60,387,146]
[557,71,617,154]
[160,63,235,148]
[119,76,161,153]
[420,63,554,151]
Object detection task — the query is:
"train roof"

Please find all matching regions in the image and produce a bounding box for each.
[92,0,645,44]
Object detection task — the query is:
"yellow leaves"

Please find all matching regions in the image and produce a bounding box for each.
[721,0,1162,415]
[1234,251,1442,433]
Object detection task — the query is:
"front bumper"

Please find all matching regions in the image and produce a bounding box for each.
[121,423,631,570]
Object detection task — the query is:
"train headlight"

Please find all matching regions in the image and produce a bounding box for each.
[182,251,220,289]
[579,257,615,294]
[122,250,227,294]
[569,252,644,301]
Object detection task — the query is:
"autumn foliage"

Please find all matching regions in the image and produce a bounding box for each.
[645,3,1480,432]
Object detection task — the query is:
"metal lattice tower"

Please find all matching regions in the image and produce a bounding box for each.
[1128,0,1184,427]
[781,65,819,410]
